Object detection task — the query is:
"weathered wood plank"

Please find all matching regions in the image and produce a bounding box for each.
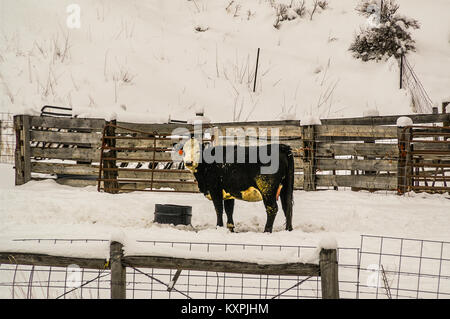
[316,125,398,139]
[317,158,397,171]
[115,122,200,135]
[321,113,450,126]
[115,138,183,149]
[30,116,106,130]
[31,162,99,175]
[316,143,399,157]
[218,125,301,138]
[31,147,101,161]
[118,181,199,193]
[316,175,397,189]
[30,130,102,145]
[216,137,302,149]
[114,151,174,162]
[0,252,107,270]
[122,255,320,276]
[212,120,301,128]
[412,142,450,151]
[118,169,195,180]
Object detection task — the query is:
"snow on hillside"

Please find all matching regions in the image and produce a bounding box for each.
[1,0,449,122]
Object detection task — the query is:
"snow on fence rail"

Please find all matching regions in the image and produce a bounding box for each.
[0,241,339,299]
[12,107,450,194]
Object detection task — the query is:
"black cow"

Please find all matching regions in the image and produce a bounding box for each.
[180,139,294,233]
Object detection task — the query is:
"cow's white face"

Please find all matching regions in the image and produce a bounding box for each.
[181,138,202,171]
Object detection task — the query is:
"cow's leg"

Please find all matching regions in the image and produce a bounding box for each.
[280,187,293,231]
[261,194,278,233]
[210,190,224,228]
[224,199,235,232]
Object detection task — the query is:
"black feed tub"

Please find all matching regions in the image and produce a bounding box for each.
[154,204,192,226]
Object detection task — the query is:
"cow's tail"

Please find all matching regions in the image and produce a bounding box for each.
[280,145,294,231]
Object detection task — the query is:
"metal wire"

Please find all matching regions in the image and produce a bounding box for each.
[0,112,15,164]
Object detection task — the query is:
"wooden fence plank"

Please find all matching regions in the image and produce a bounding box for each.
[316,125,398,138]
[411,142,450,151]
[321,113,450,126]
[118,181,199,193]
[115,122,199,135]
[30,116,106,130]
[31,162,99,175]
[118,170,194,180]
[316,143,399,157]
[30,147,101,161]
[0,252,107,270]
[316,175,397,189]
[122,255,320,277]
[30,130,102,145]
[317,158,397,171]
[113,151,173,162]
[218,125,301,138]
[115,138,182,149]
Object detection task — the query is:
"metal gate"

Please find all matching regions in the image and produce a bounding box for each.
[97,122,204,194]
[403,125,450,193]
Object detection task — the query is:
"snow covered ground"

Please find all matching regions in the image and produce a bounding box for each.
[1,163,449,249]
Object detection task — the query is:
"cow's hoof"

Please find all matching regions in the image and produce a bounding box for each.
[227,223,235,232]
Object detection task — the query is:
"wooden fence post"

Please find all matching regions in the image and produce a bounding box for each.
[319,249,339,299]
[443,102,449,127]
[103,120,119,193]
[301,125,316,191]
[14,115,31,185]
[397,126,412,195]
[110,241,126,299]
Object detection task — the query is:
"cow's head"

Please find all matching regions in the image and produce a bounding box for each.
[180,138,202,171]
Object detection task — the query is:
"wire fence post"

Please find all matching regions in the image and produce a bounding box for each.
[319,249,339,299]
[110,241,126,299]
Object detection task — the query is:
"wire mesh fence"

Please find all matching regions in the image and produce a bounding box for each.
[0,112,15,164]
[0,235,449,299]
[357,235,450,299]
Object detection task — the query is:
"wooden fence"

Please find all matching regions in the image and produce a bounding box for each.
[14,108,450,194]
[0,242,339,299]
